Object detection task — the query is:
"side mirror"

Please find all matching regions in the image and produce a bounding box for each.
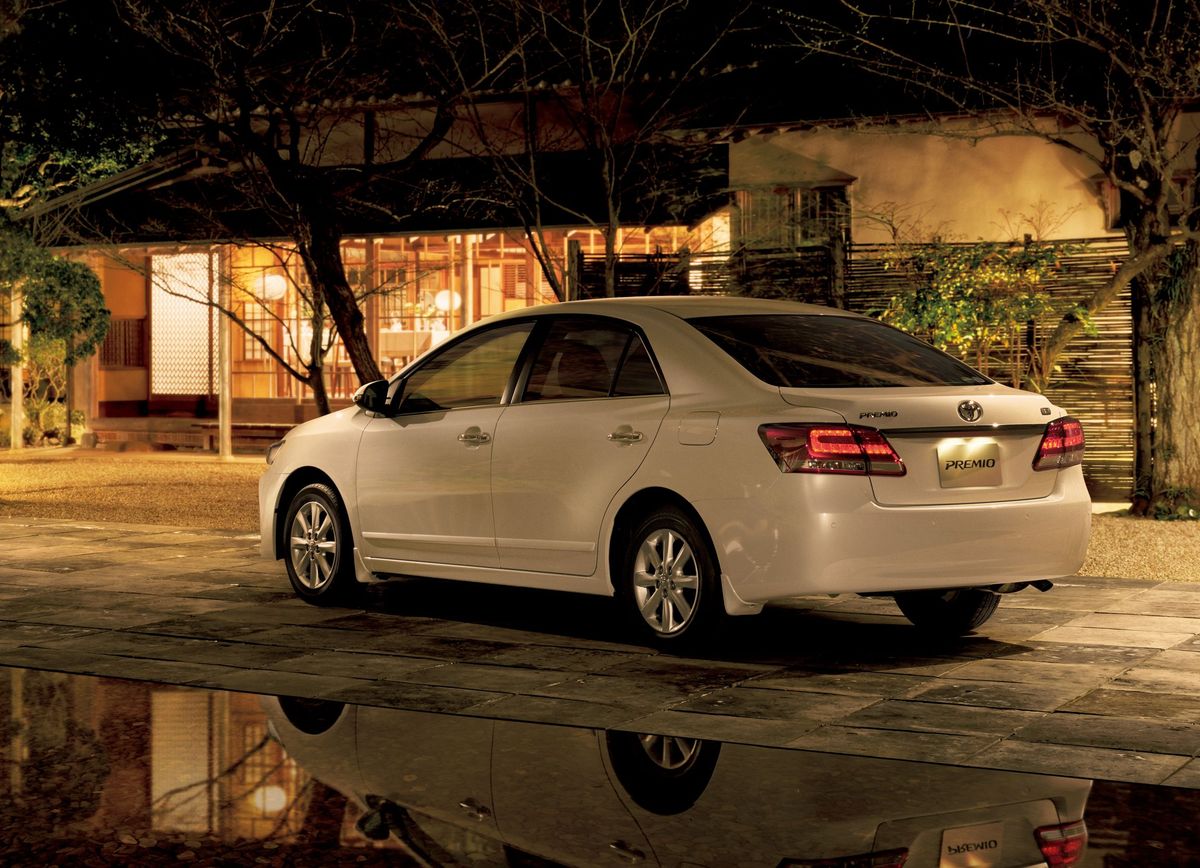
[352,379,391,416]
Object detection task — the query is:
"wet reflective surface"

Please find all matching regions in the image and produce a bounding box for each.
[2,667,1198,866]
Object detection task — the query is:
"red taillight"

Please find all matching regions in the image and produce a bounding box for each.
[779,848,908,867]
[1035,819,1087,866]
[1033,417,1085,471]
[759,424,906,476]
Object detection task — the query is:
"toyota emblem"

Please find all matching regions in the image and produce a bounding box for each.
[957,400,983,422]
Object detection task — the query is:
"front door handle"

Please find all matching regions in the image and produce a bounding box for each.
[607,430,644,444]
[458,427,492,446]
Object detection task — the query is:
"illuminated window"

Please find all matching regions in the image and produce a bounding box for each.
[734,186,849,250]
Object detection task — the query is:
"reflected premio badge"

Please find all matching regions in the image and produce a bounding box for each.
[937,439,1002,488]
[939,820,1005,867]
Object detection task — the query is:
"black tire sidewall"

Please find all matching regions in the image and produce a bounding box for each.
[894,588,999,635]
[605,730,721,815]
[283,483,353,604]
[621,506,721,646]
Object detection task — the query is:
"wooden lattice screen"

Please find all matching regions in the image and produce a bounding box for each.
[845,239,1133,501]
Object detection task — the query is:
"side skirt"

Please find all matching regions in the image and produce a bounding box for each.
[359,554,614,597]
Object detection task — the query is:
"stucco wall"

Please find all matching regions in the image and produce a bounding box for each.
[731,128,1118,243]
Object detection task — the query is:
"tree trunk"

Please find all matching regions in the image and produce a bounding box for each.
[603,219,618,299]
[298,214,383,386]
[1147,241,1200,514]
[308,365,331,416]
[1130,276,1155,509]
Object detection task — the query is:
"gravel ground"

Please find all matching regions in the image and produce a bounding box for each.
[0,448,1196,582]
[0,448,263,530]
[1083,512,1200,583]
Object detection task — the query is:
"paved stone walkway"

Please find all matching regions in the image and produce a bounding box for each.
[1,517,1198,789]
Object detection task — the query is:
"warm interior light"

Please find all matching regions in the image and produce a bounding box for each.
[252,784,288,814]
[434,289,462,312]
[262,272,288,300]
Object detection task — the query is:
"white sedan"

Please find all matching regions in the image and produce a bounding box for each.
[259,296,1091,645]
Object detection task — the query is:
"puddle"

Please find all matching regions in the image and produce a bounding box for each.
[1,666,1196,866]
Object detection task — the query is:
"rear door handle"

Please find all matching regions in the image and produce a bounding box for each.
[458,797,491,821]
[609,840,646,862]
[607,430,644,443]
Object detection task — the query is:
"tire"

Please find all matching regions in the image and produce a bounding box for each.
[619,505,722,647]
[893,588,1000,635]
[277,696,347,735]
[282,482,357,605]
[605,731,720,815]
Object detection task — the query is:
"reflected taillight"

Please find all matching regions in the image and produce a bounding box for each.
[1033,417,1085,471]
[1035,819,1087,866]
[759,424,906,476]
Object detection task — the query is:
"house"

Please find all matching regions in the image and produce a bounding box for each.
[24,105,1135,497]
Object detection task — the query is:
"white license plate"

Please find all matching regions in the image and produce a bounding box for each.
[937,440,1001,488]
[939,820,1005,867]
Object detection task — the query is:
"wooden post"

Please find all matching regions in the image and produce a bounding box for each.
[8,288,23,450]
[463,235,476,327]
[217,250,233,459]
[63,335,74,446]
[566,239,582,301]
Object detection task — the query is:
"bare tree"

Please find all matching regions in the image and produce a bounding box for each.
[111,0,469,391]
[784,0,1200,512]
[418,0,746,298]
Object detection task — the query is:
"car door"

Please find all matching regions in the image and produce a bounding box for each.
[355,321,534,568]
[491,721,657,867]
[491,316,670,575]
[356,708,503,850]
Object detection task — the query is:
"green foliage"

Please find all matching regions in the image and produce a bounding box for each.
[21,255,109,363]
[1152,487,1199,521]
[878,240,1083,375]
[0,227,110,362]
[1159,244,1196,309]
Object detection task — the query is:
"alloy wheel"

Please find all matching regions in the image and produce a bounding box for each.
[289,499,339,591]
[637,733,702,772]
[632,528,701,635]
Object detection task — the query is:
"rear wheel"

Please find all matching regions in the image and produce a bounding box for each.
[283,483,357,605]
[620,506,722,647]
[605,730,721,815]
[893,588,1000,635]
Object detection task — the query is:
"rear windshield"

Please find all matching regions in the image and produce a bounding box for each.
[689,314,991,388]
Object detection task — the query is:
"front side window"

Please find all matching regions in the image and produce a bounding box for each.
[690,314,991,388]
[398,322,533,412]
[523,319,665,401]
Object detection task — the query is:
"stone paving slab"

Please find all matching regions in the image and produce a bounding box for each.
[1,516,1199,789]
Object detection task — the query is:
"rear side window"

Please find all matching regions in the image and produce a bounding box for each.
[689,314,991,388]
[612,335,663,397]
[522,319,666,401]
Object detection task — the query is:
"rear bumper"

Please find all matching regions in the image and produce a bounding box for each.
[696,466,1091,602]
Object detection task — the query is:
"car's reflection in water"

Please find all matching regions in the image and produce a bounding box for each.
[265,696,1090,868]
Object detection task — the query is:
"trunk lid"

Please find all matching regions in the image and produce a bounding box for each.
[780,386,1061,506]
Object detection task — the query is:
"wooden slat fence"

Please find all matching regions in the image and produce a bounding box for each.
[576,237,1134,500]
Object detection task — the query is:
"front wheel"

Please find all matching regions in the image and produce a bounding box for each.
[283,482,357,605]
[893,588,1000,636]
[620,506,722,647]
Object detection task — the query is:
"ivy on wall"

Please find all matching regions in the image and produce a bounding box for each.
[877,239,1089,382]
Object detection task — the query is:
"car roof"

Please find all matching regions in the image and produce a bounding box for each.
[516,295,867,321]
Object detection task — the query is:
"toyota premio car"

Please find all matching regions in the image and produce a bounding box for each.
[259,296,1091,645]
